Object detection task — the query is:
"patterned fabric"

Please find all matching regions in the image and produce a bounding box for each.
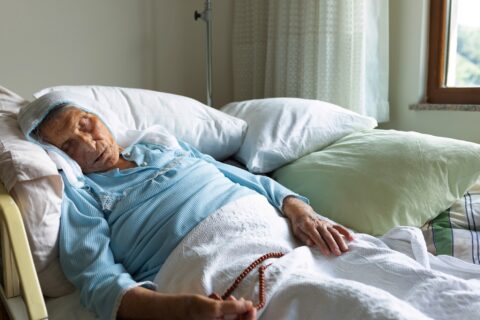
[422,182,480,264]
[232,0,389,121]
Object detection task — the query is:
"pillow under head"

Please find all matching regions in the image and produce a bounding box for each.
[35,86,247,160]
[0,85,28,113]
[0,88,72,297]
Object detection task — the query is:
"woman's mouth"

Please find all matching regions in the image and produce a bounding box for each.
[94,149,107,165]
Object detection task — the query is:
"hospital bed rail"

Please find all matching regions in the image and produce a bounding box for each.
[0,182,48,319]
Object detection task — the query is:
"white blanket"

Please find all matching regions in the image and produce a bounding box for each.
[154,195,480,320]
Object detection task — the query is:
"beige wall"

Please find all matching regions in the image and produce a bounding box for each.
[382,0,480,143]
[0,0,234,107]
[0,0,155,100]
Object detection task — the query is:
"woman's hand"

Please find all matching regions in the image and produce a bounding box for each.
[181,294,257,320]
[118,287,256,319]
[282,196,354,256]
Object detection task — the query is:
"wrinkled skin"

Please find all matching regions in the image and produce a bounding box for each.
[282,196,354,256]
[38,107,134,173]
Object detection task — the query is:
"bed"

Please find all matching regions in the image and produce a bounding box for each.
[1,85,479,319]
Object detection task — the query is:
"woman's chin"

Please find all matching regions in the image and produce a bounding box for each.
[81,146,122,173]
[102,153,120,171]
[83,156,116,173]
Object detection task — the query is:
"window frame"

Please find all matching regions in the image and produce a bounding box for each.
[427,0,480,104]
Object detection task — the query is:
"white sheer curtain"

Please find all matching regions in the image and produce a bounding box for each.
[233,0,389,122]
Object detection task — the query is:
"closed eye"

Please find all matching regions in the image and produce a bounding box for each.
[79,116,91,131]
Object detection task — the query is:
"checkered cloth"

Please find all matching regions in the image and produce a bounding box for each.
[422,181,480,264]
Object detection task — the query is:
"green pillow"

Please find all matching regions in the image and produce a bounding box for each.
[273,129,480,235]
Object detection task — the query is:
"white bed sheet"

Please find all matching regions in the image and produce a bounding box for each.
[44,195,480,320]
[155,194,480,320]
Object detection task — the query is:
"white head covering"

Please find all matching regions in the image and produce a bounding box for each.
[18,91,180,188]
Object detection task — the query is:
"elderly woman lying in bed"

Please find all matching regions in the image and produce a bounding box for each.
[18,92,480,320]
[18,92,352,319]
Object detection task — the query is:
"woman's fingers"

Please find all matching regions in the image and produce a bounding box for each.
[187,295,255,320]
[295,226,328,255]
[303,222,332,256]
[329,227,349,252]
[317,224,341,256]
[240,306,257,320]
[291,213,353,256]
[295,229,314,247]
[333,224,355,241]
[217,299,255,318]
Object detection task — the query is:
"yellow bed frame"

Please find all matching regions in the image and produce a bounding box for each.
[0,182,48,319]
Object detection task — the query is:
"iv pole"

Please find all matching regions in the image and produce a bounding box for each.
[195,0,213,107]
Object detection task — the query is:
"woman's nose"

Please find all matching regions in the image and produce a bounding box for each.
[77,133,96,150]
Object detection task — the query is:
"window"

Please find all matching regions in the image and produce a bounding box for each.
[427,0,480,104]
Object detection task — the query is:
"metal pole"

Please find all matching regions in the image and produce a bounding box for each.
[195,0,213,107]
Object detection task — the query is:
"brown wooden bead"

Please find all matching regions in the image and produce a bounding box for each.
[212,252,285,310]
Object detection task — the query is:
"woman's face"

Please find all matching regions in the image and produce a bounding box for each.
[39,107,121,173]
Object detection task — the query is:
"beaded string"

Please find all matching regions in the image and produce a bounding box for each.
[209,252,285,310]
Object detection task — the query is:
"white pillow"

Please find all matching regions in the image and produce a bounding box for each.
[0,115,58,190]
[0,88,72,297]
[221,98,378,173]
[0,85,28,113]
[35,86,247,160]
[11,178,75,297]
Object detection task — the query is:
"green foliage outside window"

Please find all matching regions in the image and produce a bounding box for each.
[456,26,480,86]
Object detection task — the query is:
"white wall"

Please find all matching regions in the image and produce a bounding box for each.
[0,0,155,99]
[382,0,480,143]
